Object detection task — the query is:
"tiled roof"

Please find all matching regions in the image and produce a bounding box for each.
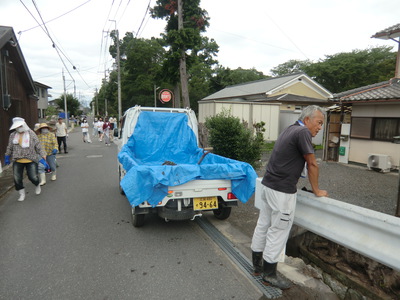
[201,72,332,101]
[371,23,400,39]
[333,79,400,102]
[202,73,304,100]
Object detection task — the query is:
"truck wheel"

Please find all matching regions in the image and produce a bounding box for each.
[131,209,145,227]
[213,207,231,220]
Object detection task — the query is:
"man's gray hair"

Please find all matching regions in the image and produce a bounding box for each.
[299,105,325,121]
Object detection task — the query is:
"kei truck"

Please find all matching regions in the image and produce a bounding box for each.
[117,106,257,227]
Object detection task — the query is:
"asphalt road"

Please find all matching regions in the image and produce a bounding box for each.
[0,129,262,300]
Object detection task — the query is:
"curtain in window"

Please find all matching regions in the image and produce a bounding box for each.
[374,119,399,141]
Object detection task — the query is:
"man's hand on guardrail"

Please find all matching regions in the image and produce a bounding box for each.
[314,189,328,197]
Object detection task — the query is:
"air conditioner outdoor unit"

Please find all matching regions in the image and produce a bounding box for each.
[367,154,392,173]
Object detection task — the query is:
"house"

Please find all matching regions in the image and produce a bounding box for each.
[323,23,400,169]
[35,81,52,121]
[198,72,333,144]
[0,26,37,168]
[329,79,400,170]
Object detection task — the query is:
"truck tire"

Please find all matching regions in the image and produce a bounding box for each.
[213,206,232,220]
[131,208,145,227]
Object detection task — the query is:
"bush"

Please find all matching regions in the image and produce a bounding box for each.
[205,109,265,169]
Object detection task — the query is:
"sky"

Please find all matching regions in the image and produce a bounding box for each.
[1,0,399,106]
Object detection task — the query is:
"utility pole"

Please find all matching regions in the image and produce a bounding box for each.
[95,88,98,116]
[177,0,190,108]
[62,69,69,129]
[117,30,121,125]
[104,70,108,116]
[154,84,158,107]
[110,20,122,127]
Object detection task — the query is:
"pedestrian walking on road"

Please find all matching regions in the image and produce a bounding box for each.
[36,123,58,184]
[4,117,48,201]
[92,118,98,137]
[97,117,104,142]
[250,105,328,290]
[56,117,68,153]
[81,118,91,143]
[103,117,112,146]
[108,117,115,142]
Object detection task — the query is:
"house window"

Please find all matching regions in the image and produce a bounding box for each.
[351,117,400,141]
[373,118,400,141]
[350,117,372,139]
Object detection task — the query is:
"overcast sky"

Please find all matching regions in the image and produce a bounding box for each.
[1,0,399,106]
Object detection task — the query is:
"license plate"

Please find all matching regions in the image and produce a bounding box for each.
[193,197,218,210]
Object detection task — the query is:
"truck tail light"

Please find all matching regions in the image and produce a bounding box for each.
[218,187,227,191]
[227,192,237,200]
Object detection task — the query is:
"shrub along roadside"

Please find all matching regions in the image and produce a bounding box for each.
[204,109,265,169]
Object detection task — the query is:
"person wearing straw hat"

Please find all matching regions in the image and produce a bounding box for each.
[36,123,58,184]
[4,117,48,201]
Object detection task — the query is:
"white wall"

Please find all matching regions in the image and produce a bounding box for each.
[349,139,399,168]
[198,101,280,141]
[280,110,324,145]
[352,102,400,118]
[349,102,400,168]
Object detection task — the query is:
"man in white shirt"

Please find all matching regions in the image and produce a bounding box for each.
[56,118,68,153]
[97,117,104,142]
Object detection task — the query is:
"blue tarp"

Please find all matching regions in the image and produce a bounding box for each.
[118,111,257,207]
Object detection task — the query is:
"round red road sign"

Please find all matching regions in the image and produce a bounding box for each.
[159,89,173,103]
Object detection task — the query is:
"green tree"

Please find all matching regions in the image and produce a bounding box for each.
[187,36,219,112]
[54,93,80,117]
[270,59,313,77]
[306,46,396,93]
[270,46,397,93]
[210,66,269,93]
[151,0,217,107]
[122,36,168,109]
[100,35,170,112]
[44,105,59,120]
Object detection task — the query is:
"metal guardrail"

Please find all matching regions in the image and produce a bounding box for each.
[294,190,400,272]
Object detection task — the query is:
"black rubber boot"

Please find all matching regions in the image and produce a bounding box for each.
[252,251,263,275]
[262,260,292,290]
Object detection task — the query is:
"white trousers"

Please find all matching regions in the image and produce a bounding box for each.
[251,185,297,263]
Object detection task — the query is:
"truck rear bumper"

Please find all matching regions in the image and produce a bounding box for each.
[132,198,238,220]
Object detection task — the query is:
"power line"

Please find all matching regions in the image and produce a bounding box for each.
[263,11,309,60]
[135,0,151,38]
[21,0,94,91]
[20,0,93,33]
[21,0,74,78]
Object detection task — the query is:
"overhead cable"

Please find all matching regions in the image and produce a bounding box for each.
[20,0,93,33]
[135,0,151,38]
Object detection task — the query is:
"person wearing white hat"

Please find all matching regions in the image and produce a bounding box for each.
[4,117,48,201]
[36,123,58,184]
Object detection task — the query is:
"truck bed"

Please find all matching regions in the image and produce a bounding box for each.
[118,108,257,208]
